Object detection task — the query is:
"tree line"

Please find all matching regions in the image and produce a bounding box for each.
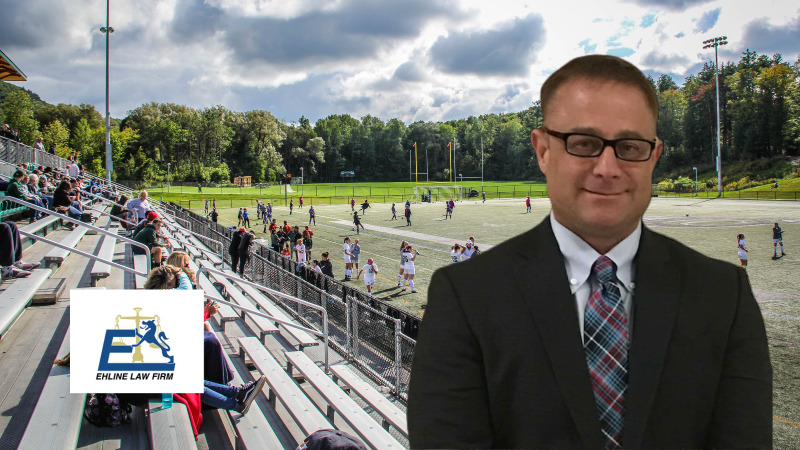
[0,49,797,185]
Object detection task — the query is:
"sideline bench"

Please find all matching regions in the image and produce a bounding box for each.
[199,261,278,341]
[43,226,89,268]
[330,364,408,437]
[213,330,284,449]
[146,398,197,450]
[232,277,319,350]
[238,337,331,437]
[18,327,84,450]
[0,268,53,338]
[285,351,403,449]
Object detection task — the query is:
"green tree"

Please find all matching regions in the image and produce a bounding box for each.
[0,90,39,144]
[42,119,70,157]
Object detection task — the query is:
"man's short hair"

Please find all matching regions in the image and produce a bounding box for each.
[541,54,658,121]
[12,170,25,179]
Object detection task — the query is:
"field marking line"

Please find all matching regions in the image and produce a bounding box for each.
[763,312,800,322]
[774,415,800,429]
[329,220,496,250]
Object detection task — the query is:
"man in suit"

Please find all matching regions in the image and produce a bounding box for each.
[407,55,772,449]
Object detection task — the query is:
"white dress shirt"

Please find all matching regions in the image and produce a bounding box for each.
[549,214,640,342]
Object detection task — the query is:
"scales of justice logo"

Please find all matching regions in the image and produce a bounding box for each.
[98,307,175,372]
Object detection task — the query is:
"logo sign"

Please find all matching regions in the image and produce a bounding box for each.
[71,289,204,393]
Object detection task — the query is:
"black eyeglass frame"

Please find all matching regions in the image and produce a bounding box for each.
[542,127,657,162]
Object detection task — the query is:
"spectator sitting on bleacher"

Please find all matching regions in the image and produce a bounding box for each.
[143,264,191,289]
[110,195,134,228]
[127,190,151,223]
[5,170,46,223]
[1,220,42,278]
[68,178,84,210]
[27,173,53,210]
[133,215,171,266]
[67,162,79,178]
[166,251,196,287]
[53,180,83,223]
[201,376,266,415]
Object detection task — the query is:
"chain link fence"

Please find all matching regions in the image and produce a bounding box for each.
[165,201,419,399]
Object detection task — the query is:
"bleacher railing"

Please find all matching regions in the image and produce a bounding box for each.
[163,201,416,399]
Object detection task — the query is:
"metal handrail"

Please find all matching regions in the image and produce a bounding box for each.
[2,196,152,273]
[18,230,148,277]
[197,266,330,372]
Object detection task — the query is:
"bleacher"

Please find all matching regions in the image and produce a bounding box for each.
[0,136,410,449]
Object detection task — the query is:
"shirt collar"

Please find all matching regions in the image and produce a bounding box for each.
[549,214,640,294]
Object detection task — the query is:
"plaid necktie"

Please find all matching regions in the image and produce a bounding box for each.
[584,256,628,449]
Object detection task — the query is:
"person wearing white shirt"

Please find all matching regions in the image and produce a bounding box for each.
[357,258,378,294]
[127,191,152,222]
[401,245,417,293]
[462,241,475,260]
[342,237,353,281]
[295,238,306,265]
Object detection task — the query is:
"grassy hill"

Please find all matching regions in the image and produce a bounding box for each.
[0,81,49,109]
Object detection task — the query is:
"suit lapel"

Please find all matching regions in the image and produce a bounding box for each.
[623,227,681,448]
[510,219,604,448]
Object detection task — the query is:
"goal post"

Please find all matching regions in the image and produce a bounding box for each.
[412,185,460,203]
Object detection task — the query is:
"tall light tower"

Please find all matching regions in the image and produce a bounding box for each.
[100,0,114,183]
[702,36,727,197]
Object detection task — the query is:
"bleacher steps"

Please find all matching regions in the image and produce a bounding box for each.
[146,398,198,450]
[31,277,66,305]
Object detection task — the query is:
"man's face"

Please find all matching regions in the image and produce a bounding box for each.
[531,79,662,245]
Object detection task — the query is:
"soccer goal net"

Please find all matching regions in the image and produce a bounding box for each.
[412,185,462,203]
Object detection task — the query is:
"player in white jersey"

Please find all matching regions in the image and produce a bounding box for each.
[450,243,463,263]
[295,238,307,265]
[397,240,409,286]
[737,233,748,268]
[357,258,378,293]
[343,237,354,280]
[401,245,418,293]
[462,241,475,260]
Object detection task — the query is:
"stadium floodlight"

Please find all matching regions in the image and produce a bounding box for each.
[702,36,727,197]
[100,0,114,183]
[692,166,698,196]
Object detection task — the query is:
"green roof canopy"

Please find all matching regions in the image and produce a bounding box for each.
[0,49,27,81]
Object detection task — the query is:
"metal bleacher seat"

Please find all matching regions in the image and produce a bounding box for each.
[0,268,53,339]
[232,277,319,350]
[43,226,89,268]
[17,326,84,450]
[329,364,408,437]
[90,224,119,286]
[238,337,331,438]
[146,398,197,450]
[186,259,238,329]
[284,351,404,449]
[199,261,279,343]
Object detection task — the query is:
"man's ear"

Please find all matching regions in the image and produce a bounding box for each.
[531,128,549,175]
[651,138,664,166]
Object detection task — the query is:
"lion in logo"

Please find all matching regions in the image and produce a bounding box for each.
[132,319,173,364]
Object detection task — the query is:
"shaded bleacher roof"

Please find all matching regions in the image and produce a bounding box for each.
[0,49,27,81]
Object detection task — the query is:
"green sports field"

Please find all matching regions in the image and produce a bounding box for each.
[185,196,800,443]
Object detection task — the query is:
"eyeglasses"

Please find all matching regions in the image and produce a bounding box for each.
[542,127,656,162]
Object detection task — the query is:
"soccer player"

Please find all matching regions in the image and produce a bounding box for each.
[462,240,475,260]
[237,208,243,227]
[353,211,364,234]
[266,203,272,222]
[290,199,294,215]
[773,222,785,258]
[482,191,486,203]
[401,245,418,293]
[299,196,304,209]
[309,205,316,225]
[444,202,452,220]
[303,226,314,259]
[357,258,378,294]
[450,243,463,263]
[391,203,397,220]
[295,238,306,266]
[204,199,209,215]
[405,204,412,226]
[242,208,250,228]
[397,240,409,286]
[351,198,356,211]
[526,196,531,213]
[738,233,748,268]
[343,237,354,281]
[351,239,361,272]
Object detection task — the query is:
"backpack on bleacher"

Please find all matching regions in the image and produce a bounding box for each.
[83,393,132,428]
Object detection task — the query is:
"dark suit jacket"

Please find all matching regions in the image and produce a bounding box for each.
[408,218,772,449]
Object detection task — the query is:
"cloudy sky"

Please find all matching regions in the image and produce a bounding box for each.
[1,0,798,124]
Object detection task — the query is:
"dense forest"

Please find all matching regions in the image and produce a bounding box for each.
[1,49,798,186]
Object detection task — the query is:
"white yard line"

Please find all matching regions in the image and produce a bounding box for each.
[329,220,495,250]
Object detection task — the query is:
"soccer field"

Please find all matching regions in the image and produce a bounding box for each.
[199,196,800,444]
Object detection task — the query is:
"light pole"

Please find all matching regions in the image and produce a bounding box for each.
[300,167,304,185]
[167,162,171,193]
[692,166,698,197]
[703,36,727,197]
[100,0,114,183]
